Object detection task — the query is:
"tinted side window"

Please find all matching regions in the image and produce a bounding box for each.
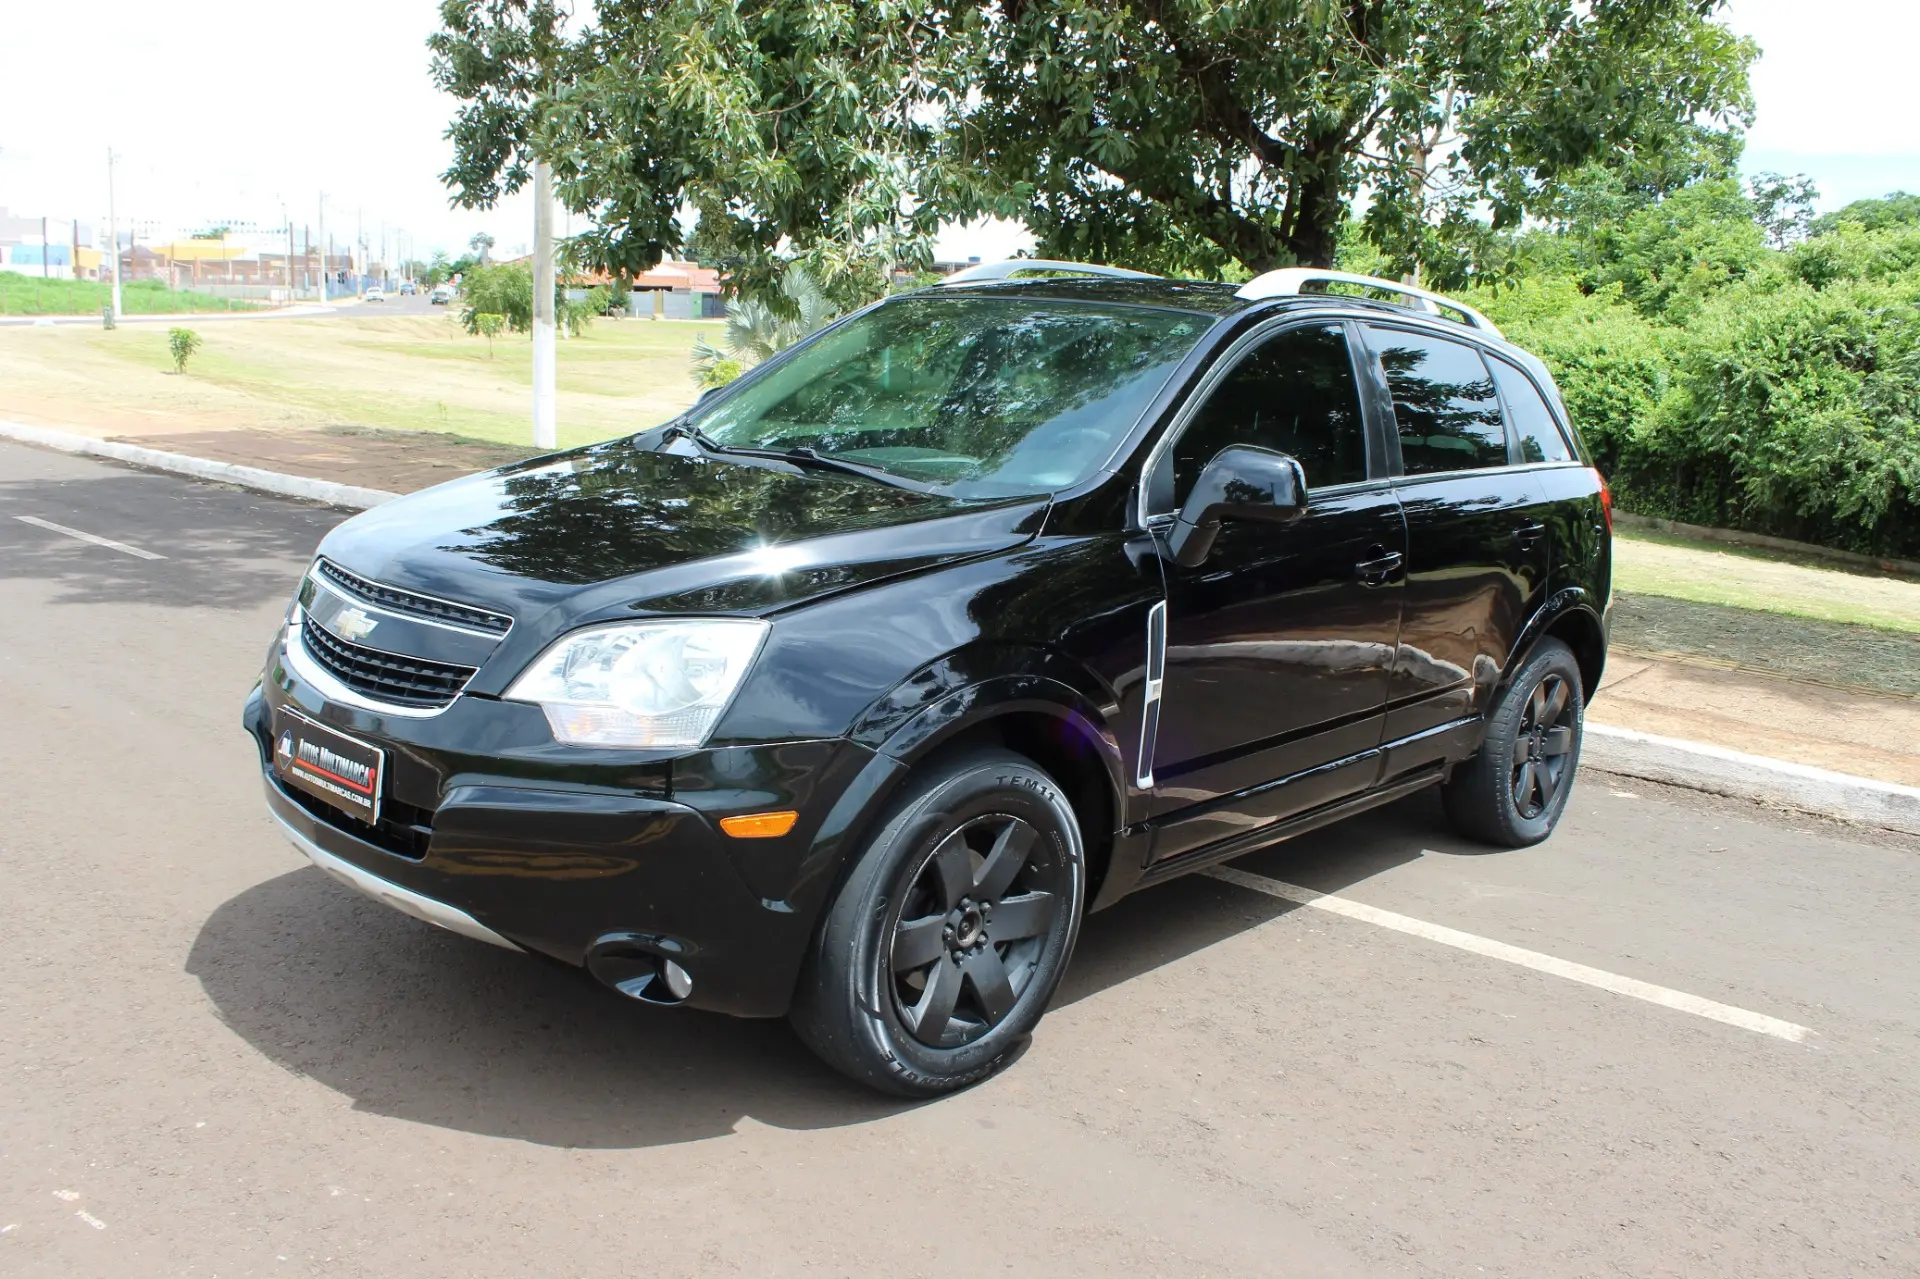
[1366,328,1508,475]
[1171,324,1366,504]
[1490,357,1574,463]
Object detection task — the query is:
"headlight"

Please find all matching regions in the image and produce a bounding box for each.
[504,619,768,749]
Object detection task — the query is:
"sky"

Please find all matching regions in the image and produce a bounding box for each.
[0,0,1911,261]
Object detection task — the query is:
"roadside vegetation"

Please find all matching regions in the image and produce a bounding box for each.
[1448,185,1920,562]
[0,276,261,316]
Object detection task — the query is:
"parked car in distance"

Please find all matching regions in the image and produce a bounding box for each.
[363,287,386,303]
[429,284,453,305]
[246,261,1612,1097]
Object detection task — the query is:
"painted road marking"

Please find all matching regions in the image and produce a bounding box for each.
[1203,865,1815,1044]
[14,515,166,560]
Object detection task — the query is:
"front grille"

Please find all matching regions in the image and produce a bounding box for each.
[301,614,477,708]
[316,558,512,635]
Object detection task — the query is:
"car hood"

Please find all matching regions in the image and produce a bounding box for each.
[316,439,1050,625]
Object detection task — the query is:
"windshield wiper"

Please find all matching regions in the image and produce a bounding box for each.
[647,423,927,491]
[713,443,929,491]
[651,420,728,454]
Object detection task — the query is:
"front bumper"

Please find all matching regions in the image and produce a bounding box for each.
[266,797,521,951]
[246,638,879,1018]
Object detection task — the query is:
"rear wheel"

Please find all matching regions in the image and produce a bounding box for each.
[1443,638,1585,847]
[789,749,1085,1096]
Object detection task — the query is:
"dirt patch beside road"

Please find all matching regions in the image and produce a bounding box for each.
[109,426,538,495]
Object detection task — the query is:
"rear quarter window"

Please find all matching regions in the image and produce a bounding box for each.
[1489,358,1575,464]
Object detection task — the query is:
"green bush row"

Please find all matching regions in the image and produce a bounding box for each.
[1467,192,1920,559]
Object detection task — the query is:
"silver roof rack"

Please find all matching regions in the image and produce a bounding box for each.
[1235,268,1500,336]
[940,258,1160,286]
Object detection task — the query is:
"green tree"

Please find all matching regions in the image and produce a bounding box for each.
[473,311,506,356]
[691,264,841,386]
[1812,192,1920,236]
[1749,172,1820,250]
[167,327,202,373]
[430,0,963,308]
[433,0,1754,285]
[460,261,534,332]
[469,231,495,264]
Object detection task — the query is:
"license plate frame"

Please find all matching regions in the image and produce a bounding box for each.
[272,707,386,825]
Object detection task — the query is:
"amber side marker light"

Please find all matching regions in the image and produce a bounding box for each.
[719,811,799,839]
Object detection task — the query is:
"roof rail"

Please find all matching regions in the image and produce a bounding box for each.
[940,258,1160,286]
[1235,268,1500,336]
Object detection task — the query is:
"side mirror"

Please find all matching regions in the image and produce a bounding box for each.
[1164,445,1308,568]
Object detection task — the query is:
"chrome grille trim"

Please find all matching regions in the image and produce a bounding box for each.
[315,558,513,636]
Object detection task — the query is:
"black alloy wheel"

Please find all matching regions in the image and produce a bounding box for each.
[789,749,1086,1096]
[1443,637,1586,848]
[887,813,1061,1048]
[1511,672,1577,820]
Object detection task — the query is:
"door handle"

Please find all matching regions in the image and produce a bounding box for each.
[1513,521,1546,546]
[1355,549,1404,586]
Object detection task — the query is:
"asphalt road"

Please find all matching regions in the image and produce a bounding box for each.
[3,438,1918,1278]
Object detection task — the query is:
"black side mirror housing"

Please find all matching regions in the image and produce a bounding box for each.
[1164,445,1309,568]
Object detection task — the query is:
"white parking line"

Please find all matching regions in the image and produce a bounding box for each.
[1203,865,1815,1044]
[14,515,166,560]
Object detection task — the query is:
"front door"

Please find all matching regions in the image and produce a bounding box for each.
[1143,322,1406,863]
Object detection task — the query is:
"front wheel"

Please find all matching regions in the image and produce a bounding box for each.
[789,749,1086,1096]
[1443,638,1585,847]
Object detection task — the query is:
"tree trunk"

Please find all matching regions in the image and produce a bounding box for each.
[1281,161,1343,269]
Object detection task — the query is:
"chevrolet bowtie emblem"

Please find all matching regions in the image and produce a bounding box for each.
[334,606,379,642]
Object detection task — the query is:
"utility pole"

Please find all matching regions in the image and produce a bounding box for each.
[107,148,123,321]
[317,192,327,302]
[532,158,557,450]
[40,216,48,280]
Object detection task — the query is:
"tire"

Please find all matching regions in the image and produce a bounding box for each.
[1443,638,1585,848]
[789,748,1086,1097]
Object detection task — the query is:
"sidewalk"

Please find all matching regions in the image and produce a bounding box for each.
[5,413,1916,799]
[1593,650,1920,788]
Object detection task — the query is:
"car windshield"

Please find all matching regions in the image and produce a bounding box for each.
[688,294,1211,497]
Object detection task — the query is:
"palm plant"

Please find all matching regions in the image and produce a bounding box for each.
[691,265,839,388]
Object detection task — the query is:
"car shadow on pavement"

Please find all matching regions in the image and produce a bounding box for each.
[1058,786,1497,1008]
[187,787,1498,1149]
[0,470,343,610]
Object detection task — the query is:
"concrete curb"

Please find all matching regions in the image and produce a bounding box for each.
[0,419,398,510]
[1585,723,1920,837]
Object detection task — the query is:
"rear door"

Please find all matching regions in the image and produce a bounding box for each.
[1142,321,1406,862]
[1486,354,1604,601]
[1361,325,1552,748]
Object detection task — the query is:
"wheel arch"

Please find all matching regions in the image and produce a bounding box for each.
[1506,589,1608,701]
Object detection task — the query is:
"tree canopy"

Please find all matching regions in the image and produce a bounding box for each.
[430,0,1756,291]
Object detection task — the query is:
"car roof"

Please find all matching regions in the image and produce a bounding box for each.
[926,273,1541,363]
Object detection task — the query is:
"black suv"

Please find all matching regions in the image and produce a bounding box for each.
[244,261,1611,1096]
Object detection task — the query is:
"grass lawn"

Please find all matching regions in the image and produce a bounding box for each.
[0,310,706,451]
[1613,529,1920,634]
[0,276,260,316]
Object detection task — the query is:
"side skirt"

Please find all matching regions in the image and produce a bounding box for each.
[1134,764,1446,890]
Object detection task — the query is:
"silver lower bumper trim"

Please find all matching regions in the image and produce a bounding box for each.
[269,807,522,952]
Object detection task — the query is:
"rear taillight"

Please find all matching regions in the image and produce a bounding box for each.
[1592,468,1613,532]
